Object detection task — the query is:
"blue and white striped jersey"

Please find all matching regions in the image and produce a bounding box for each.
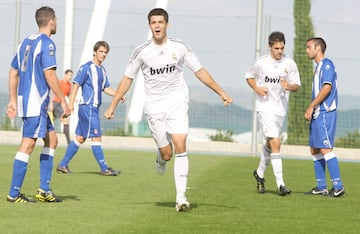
[11,33,57,117]
[312,58,338,119]
[73,61,110,107]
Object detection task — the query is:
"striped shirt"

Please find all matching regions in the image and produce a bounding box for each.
[11,33,57,117]
[73,61,110,107]
[312,58,338,119]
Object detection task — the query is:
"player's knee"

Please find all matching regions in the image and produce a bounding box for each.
[159,145,173,161]
[161,149,173,161]
[163,153,172,161]
[49,138,58,149]
[75,136,86,144]
[43,133,58,149]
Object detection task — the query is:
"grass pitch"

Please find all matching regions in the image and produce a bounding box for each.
[0,144,359,234]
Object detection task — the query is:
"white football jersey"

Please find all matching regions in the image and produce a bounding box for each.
[245,55,301,116]
[125,38,202,114]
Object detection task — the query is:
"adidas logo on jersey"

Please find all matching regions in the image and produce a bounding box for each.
[150,64,176,75]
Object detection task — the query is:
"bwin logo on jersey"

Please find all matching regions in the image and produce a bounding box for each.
[150,64,176,75]
[264,76,281,83]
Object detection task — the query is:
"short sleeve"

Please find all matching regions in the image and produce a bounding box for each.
[41,37,57,71]
[183,46,202,73]
[73,65,87,86]
[124,57,142,79]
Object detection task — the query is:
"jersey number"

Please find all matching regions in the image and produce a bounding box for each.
[21,45,31,72]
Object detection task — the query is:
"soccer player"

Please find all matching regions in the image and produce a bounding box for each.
[6,6,70,203]
[57,41,120,176]
[304,37,345,197]
[245,31,301,196]
[104,8,232,212]
[50,69,73,144]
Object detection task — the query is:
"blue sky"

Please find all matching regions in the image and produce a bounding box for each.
[0,0,359,97]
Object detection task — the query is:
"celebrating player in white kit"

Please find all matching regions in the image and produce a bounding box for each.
[245,31,301,196]
[104,8,232,211]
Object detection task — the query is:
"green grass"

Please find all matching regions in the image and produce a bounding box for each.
[0,144,359,234]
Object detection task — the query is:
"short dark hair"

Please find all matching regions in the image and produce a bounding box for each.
[64,69,73,74]
[35,6,55,27]
[268,31,285,46]
[93,41,110,52]
[147,8,169,23]
[307,37,327,53]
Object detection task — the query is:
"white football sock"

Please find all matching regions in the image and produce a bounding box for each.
[271,153,285,188]
[257,145,271,178]
[174,152,189,200]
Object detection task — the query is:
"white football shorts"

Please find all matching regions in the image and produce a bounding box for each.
[257,111,285,138]
[146,102,189,148]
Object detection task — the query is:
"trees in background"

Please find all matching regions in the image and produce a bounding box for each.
[287,0,314,145]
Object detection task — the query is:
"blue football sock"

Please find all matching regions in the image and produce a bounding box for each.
[9,152,29,197]
[91,142,108,171]
[40,148,54,192]
[59,140,80,167]
[324,152,343,189]
[313,154,326,189]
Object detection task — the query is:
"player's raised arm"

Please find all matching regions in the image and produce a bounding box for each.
[104,76,133,119]
[194,67,233,106]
